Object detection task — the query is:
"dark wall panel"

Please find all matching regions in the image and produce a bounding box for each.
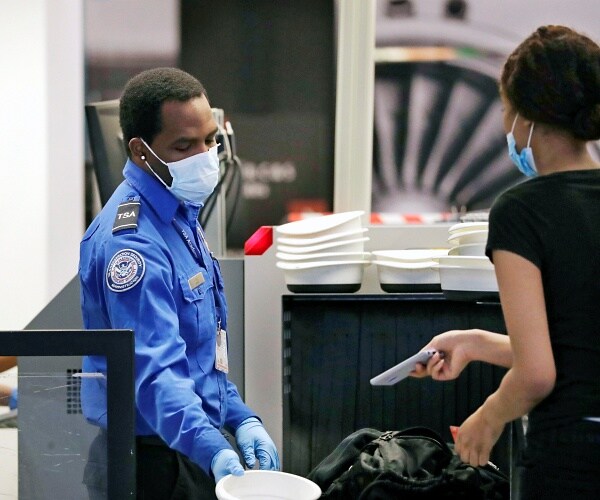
[181,0,335,113]
[180,0,336,248]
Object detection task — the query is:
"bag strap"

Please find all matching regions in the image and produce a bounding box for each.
[375,426,451,450]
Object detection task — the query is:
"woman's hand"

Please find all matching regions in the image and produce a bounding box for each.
[454,405,505,467]
[411,330,474,380]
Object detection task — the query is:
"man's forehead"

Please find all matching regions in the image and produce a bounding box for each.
[161,96,206,119]
[159,97,216,135]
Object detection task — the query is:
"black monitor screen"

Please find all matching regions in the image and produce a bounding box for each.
[85,100,128,206]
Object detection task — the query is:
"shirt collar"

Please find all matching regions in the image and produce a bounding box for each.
[122,160,180,224]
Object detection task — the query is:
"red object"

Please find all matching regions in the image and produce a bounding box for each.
[449,425,459,443]
[403,214,425,224]
[286,198,329,215]
[244,226,273,255]
[370,213,384,224]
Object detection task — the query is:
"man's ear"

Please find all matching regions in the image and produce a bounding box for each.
[129,137,145,160]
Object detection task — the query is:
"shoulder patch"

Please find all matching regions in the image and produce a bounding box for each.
[106,249,145,292]
[113,200,140,233]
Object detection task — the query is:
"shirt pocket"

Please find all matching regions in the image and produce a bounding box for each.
[179,269,212,303]
[177,270,217,374]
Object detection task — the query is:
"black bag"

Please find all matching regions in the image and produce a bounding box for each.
[307,426,509,499]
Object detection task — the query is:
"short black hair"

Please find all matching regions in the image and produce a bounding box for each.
[501,25,600,141]
[119,67,208,151]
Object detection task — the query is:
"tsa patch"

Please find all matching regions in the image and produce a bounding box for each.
[106,249,145,292]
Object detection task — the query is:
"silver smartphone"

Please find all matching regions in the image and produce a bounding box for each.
[370,349,437,386]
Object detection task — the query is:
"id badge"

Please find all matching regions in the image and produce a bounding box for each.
[215,328,229,373]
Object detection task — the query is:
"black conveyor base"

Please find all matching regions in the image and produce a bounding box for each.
[282,294,510,476]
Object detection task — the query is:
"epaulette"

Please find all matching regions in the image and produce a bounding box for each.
[112,196,140,233]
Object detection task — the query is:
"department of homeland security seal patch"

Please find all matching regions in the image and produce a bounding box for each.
[106,249,145,292]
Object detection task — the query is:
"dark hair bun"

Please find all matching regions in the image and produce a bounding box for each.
[501,25,600,141]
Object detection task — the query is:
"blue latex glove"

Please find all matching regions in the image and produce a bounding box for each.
[211,449,244,483]
[8,388,17,410]
[235,417,280,470]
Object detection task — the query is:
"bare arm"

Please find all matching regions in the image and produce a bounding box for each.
[479,250,555,419]
[461,329,512,368]
[412,328,512,381]
[455,250,555,466]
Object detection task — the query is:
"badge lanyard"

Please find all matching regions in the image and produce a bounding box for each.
[196,223,212,258]
[172,218,202,262]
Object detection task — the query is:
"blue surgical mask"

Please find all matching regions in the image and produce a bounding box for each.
[140,139,220,205]
[506,114,537,177]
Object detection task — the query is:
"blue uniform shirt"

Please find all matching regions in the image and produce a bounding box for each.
[79,160,256,473]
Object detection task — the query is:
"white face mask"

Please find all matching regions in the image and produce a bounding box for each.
[140,138,220,205]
